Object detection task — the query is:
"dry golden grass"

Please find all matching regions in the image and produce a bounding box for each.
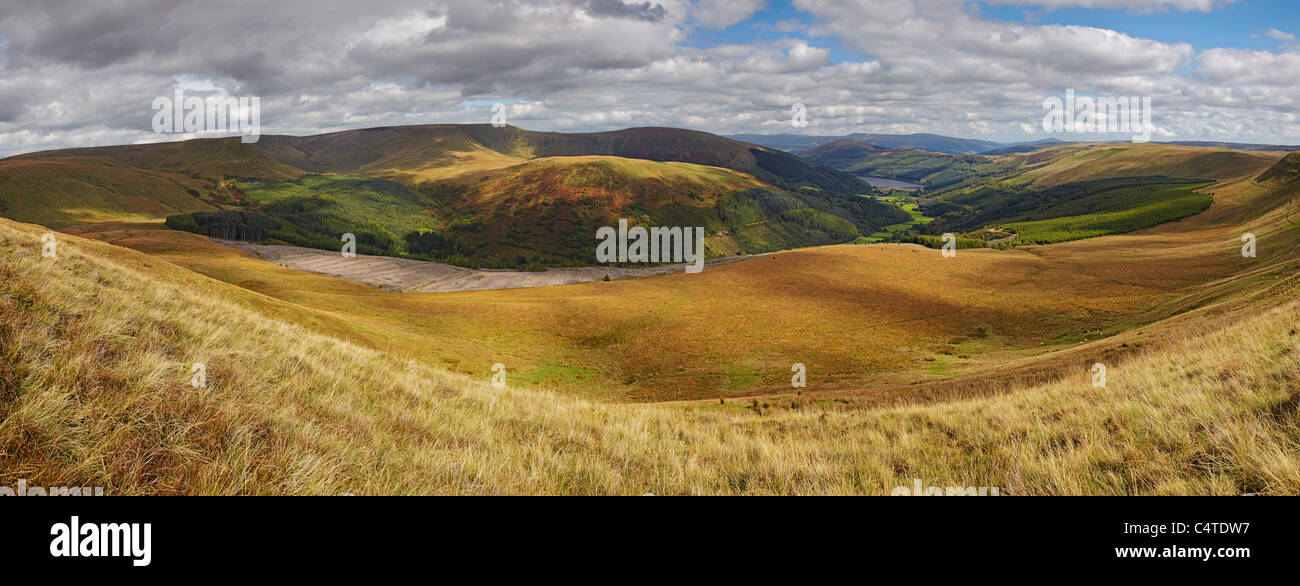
[372,146,527,183]
[1022,142,1281,188]
[60,157,1296,404]
[3,216,1298,495]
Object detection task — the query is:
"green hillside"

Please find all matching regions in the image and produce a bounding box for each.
[169,156,909,267]
[917,176,1214,246]
[3,125,912,267]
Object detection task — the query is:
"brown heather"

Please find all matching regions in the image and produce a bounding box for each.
[2,216,1297,495]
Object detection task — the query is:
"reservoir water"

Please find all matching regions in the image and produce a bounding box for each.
[861,176,922,190]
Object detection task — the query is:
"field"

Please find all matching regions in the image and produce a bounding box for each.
[1004,182,1214,245]
[809,142,1281,250]
[926,177,1216,246]
[855,194,934,243]
[4,208,1299,494]
[4,135,1299,494]
[53,147,1298,406]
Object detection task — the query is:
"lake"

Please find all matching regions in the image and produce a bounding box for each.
[861,176,922,190]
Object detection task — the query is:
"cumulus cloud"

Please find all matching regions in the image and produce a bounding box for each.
[987,0,1235,13]
[0,0,1294,157]
[1197,48,1300,87]
[691,0,766,29]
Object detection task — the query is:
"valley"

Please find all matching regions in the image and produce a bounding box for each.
[3,124,1298,494]
[213,236,763,292]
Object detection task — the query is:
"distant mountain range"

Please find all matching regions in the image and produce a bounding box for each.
[729,132,1300,156]
[1164,141,1300,152]
[727,133,1012,155]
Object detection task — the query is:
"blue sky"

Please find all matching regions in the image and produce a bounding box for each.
[682,1,870,63]
[667,0,1299,143]
[685,0,1299,61]
[981,0,1299,52]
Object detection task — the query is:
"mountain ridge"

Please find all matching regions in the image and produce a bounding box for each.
[0,124,911,268]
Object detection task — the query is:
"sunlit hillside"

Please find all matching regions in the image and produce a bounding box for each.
[3,128,1298,495]
[3,212,1298,495]
[49,143,1297,405]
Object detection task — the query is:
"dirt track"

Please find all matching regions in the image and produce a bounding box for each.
[215,239,762,292]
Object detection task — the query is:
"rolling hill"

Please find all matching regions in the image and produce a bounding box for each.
[1256,151,1300,186]
[2,124,1298,494]
[4,139,1297,492]
[0,139,301,228]
[254,125,874,196]
[802,139,1040,194]
[47,143,1300,404]
[1,125,908,267]
[802,140,1287,248]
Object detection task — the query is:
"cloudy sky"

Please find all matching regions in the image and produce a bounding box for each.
[0,0,1297,156]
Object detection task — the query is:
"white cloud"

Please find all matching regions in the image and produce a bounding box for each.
[0,0,1295,157]
[691,0,765,29]
[988,0,1235,13]
[1197,48,1300,87]
[1262,28,1296,42]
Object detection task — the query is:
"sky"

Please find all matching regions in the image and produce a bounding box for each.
[0,0,1297,157]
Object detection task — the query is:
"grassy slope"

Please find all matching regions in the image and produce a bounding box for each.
[0,139,304,227]
[457,155,903,260]
[458,155,765,260]
[58,161,1296,406]
[811,141,1279,195]
[255,124,875,196]
[803,141,1059,195]
[254,127,527,182]
[1003,181,1214,245]
[807,143,1250,248]
[54,144,1299,409]
[4,215,1298,494]
[200,155,906,265]
[2,126,905,267]
[907,144,1283,246]
[1022,143,1280,188]
[926,177,1215,245]
[4,143,1298,495]
[10,138,303,180]
[0,157,219,228]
